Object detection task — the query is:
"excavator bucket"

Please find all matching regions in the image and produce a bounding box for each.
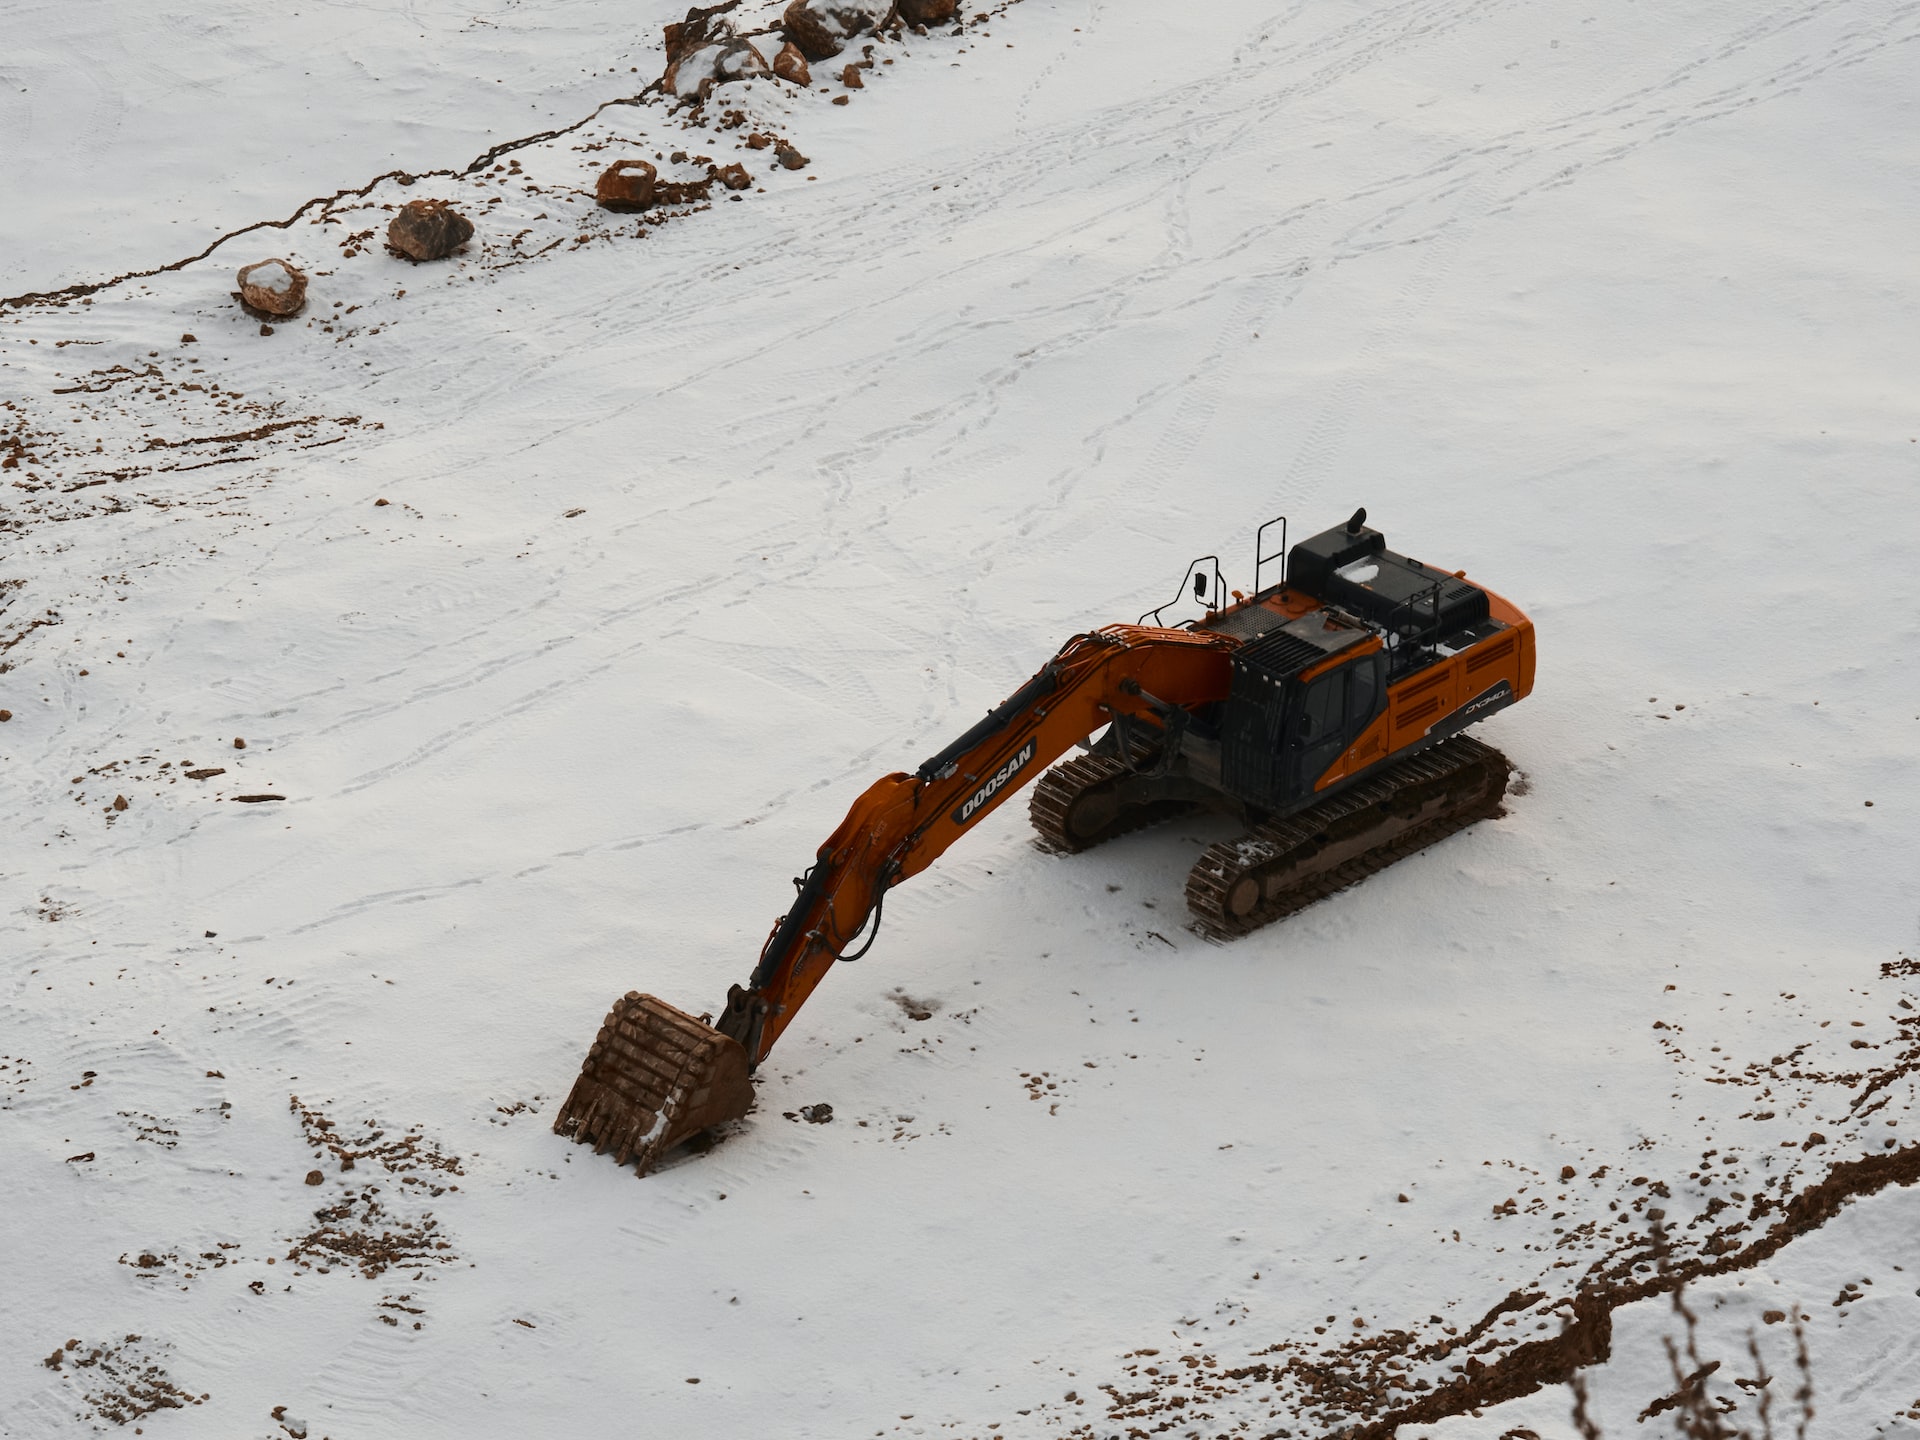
[552,992,753,1175]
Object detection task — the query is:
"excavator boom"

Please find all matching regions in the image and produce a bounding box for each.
[554,625,1233,1172]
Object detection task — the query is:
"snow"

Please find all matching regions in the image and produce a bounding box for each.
[242,260,295,296]
[4,1,1920,1437]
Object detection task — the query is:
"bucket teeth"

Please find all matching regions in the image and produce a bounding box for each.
[553,992,754,1175]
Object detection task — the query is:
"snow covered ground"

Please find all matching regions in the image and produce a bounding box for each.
[4,2,1919,1437]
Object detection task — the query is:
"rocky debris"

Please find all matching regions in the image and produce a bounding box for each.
[841,62,864,88]
[386,200,474,262]
[111,795,128,812]
[776,143,810,171]
[0,709,11,722]
[596,159,659,211]
[772,41,812,85]
[236,258,307,317]
[714,162,752,191]
[899,0,958,22]
[233,737,246,749]
[781,0,891,61]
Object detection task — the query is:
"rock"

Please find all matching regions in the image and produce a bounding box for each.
[841,62,864,88]
[233,737,247,749]
[386,200,473,261]
[596,159,658,210]
[667,37,770,99]
[112,795,128,812]
[304,1170,324,1186]
[898,0,957,22]
[663,42,722,98]
[662,0,742,65]
[714,162,752,191]
[772,41,811,85]
[180,332,196,343]
[0,710,11,722]
[236,258,307,317]
[715,39,771,83]
[776,143,810,171]
[781,0,890,61]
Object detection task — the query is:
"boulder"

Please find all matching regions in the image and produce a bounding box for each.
[841,62,864,88]
[662,0,742,65]
[387,200,473,261]
[663,42,722,98]
[772,41,811,86]
[714,162,752,191]
[236,258,307,317]
[668,36,771,98]
[781,0,892,61]
[715,39,771,82]
[775,143,810,171]
[596,159,659,210]
[898,0,956,22]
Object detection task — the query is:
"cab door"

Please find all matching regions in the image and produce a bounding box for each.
[1291,667,1349,795]
[1288,654,1384,797]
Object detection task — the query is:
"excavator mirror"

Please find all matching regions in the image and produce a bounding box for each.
[1192,572,1207,601]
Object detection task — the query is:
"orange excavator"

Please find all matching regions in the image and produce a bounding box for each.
[554,510,1534,1173]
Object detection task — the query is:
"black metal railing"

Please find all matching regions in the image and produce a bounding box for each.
[1252,514,1287,596]
[1381,577,1446,678]
[1138,554,1225,627]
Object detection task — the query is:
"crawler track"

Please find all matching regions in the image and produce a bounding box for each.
[1028,749,1198,853]
[1184,737,1510,938]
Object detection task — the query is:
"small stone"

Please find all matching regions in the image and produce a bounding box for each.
[138,1253,160,1267]
[1763,1309,1786,1324]
[841,63,864,88]
[387,199,474,261]
[180,333,197,343]
[112,795,128,812]
[596,159,658,211]
[259,324,274,337]
[234,737,247,749]
[1560,1165,1577,1181]
[237,258,308,317]
[1397,1193,1409,1203]
[772,42,811,86]
[714,162,751,191]
[0,709,11,722]
[304,1170,324,1186]
[832,94,849,105]
[776,144,810,171]
[898,0,956,19]
[375,498,390,506]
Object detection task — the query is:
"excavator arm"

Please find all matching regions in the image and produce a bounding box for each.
[553,623,1234,1173]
